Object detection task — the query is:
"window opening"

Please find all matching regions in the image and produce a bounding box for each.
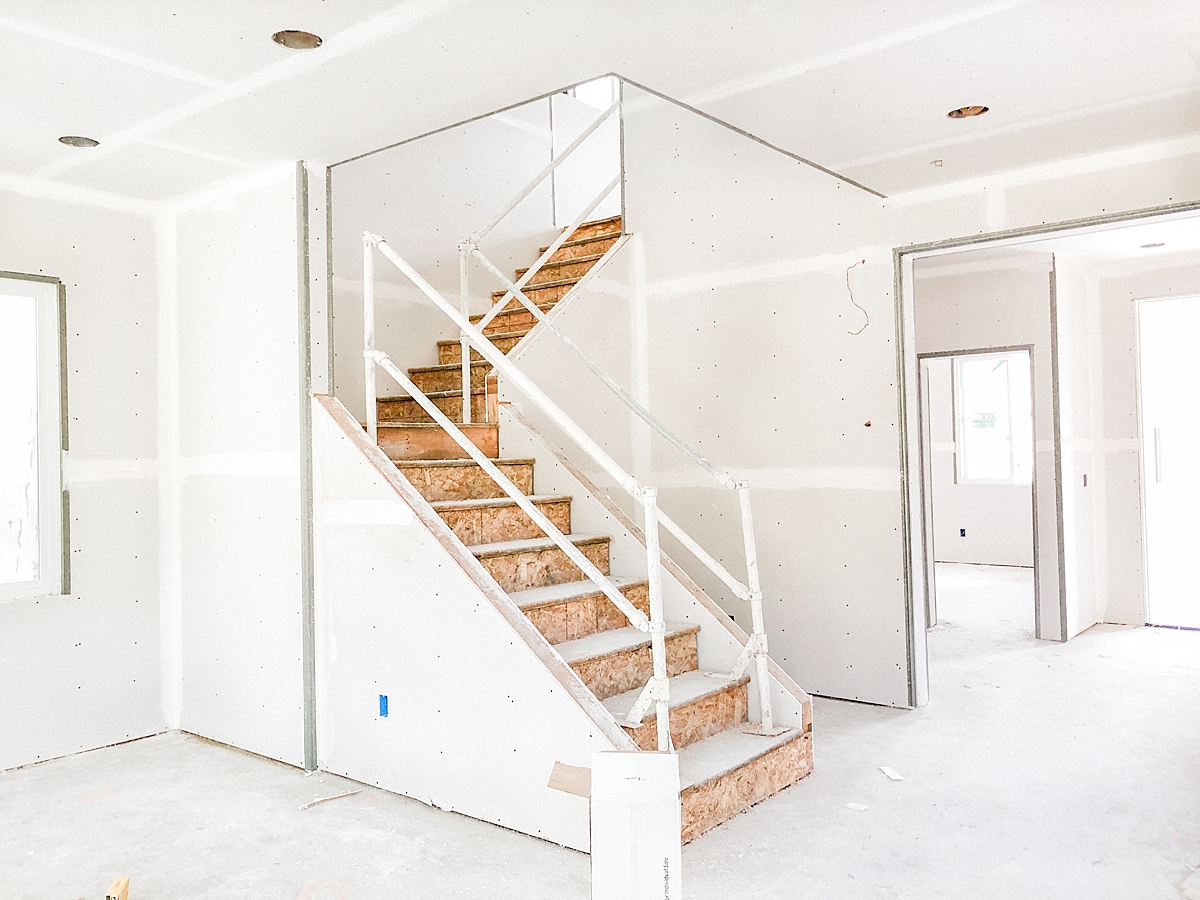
[953,350,1032,485]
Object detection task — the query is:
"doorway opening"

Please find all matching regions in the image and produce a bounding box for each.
[919,348,1037,644]
[1136,294,1200,630]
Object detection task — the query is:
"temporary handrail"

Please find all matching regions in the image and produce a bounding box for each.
[472,173,621,335]
[370,348,649,634]
[363,231,774,738]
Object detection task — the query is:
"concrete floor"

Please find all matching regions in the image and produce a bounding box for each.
[3,563,1198,899]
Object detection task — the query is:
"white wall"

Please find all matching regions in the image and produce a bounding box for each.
[923,356,1034,567]
[912,252,1060,639]
[172,167,306,765]
[0,191,163,770]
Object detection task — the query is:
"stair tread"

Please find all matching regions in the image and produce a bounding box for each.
[429,494,566,511]
[391,457,533,468]
[379,388,487,401]
[555,622,699,665]
[490,278,578,297]
[602,670,750,722]
[510,575,645,611]
[677,726,804,792]
[469,533,608,558]
[438,330,527,346]
[539,230,622,253]
[517,252,605,274]
[408,360,492,374]
[378,421,496,429]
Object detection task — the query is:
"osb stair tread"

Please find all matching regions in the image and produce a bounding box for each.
[571,215,622,231]
[469,533,609,559]
[677,726,805,792]
[555,622,700,665]
[601,670,750,722]
[429,494,567,512]
[378,422,497,431]
[392,457,533,468]
[516,252,606,274]
[510,575,646,611]
[490,276,579,297]
[539,230,622,253]
[379,388,488,401]
[407,360,493,374]
[438,331,526,346]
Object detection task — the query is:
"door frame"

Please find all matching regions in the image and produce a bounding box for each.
[916,346,1040,631]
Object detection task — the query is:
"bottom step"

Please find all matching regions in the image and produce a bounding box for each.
[679,727,813,843]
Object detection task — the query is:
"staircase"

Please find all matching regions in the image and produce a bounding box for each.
[371,215,812,842]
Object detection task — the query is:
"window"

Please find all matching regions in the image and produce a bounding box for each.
[0,274,66,601]
[953,350,1033,485]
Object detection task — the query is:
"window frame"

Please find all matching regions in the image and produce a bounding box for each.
[0,272,68,603]
[952,349,1033,486]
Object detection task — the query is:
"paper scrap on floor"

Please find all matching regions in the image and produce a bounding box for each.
[879,766,904,781]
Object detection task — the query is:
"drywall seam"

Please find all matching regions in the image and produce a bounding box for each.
[0,170,155,217]
[642,248,893,300]
[154,208,183,730]
[316,395,638,750]
[296,162,318,771]
[63,458,158,481]
[887,136,1200,208]
[166,161,294,216]
[179,452,300,477]
[500,402,813,729]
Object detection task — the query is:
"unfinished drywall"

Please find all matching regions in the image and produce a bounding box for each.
[173,166,306,766]
[922,357,1034,567]
[509,84,915,707]
[912,250,1061,640]
[312,397,627,852]
[0,191,162,770]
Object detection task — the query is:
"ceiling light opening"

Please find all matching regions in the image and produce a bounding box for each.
[948,105,989,119]
[58,135,99,148]
[272,30,322,50]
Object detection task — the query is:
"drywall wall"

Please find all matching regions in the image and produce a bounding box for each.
[312,397,629,852]
[173,166,306,766]
[922,356,1034,567]
[0,191,163,770]
[912,251,1061,640]
[510,84,916,706]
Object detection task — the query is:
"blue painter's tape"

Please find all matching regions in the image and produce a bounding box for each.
[379,694,388,718]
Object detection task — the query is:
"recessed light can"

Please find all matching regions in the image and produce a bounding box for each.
[58,135,99,147]
[948,105,989,119]
[272,30,323,50]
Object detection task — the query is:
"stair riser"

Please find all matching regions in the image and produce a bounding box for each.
[568,217,622,242]
[545,234,619,264]
[438,335,521,364]
[378,425,497,461]
[378,392,488,424]
[624,681,749,752]
[439,498,571,546]
[680,732,813,844]
[395,462,533,502]
[515,257,601,286]
[525,582,650,644]
[571,631,698,701]
[478,539,609,592]
[480,307,549,336]
[407,364,491,394]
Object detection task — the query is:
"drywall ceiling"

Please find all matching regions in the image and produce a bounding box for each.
[4,0,1200,204]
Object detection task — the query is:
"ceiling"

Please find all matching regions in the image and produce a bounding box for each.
[5,0,1200,204]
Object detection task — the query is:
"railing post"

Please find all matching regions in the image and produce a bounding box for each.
[642,487,672,752]
[737,482,773,733]
[363,233,378,446]
[459,243,472,424]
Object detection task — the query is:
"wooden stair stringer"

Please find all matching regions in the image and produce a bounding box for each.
[498,400,813,734]
[317,394,639,761]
